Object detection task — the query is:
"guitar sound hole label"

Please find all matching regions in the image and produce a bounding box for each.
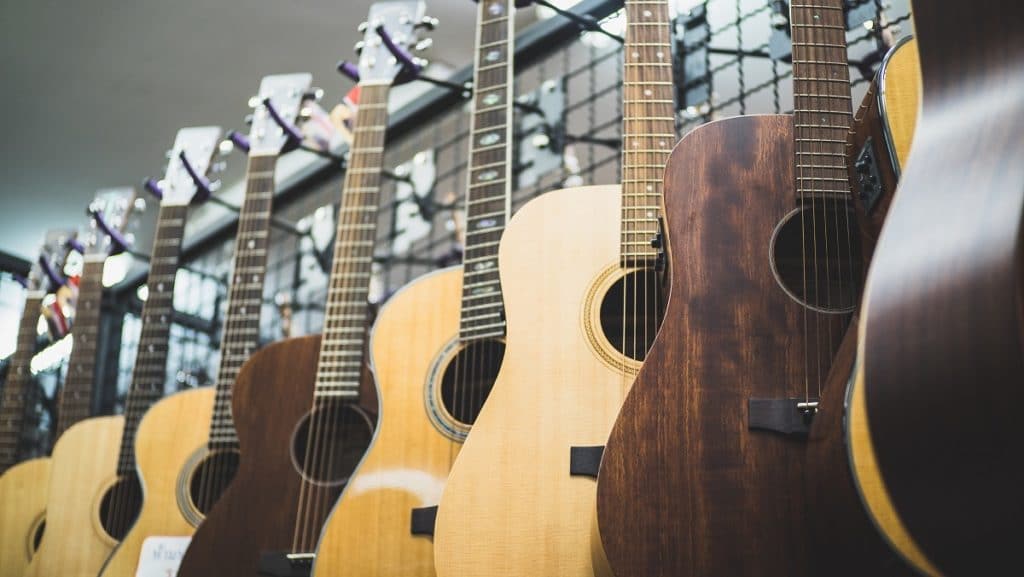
[135,536,191,577]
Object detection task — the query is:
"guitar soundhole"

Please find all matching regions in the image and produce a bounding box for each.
[771,203,863,313]
[188,449,241,515]
[98,474,143,540]
[599,270,663,361]
[31,520,45,551]
[439,339,505,426]
[291,402,373,486]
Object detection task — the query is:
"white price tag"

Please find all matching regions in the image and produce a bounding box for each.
[135,536,191,577]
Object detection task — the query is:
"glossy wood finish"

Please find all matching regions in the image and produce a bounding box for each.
[98,388,212,576]
[434,184,628,577]
[176,335,373,577]
[0,458,49,577]
[24,415,122,577]
[314,268,461,576]
[849,2,1024,574]
[597,116,853,575]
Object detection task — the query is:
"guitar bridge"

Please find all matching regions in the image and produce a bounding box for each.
[748,398,818,435]
[258,551,315,577]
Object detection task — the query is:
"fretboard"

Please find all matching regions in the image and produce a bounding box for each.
[54,257,106,439]
[314,83,391,400]
[621,0,677,267]
[208,154,277,450]
[458,0,515,342]
[0,292,44,472]
[116,203,188,476]
[790,0,853,200]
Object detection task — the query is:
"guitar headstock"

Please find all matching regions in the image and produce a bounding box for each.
[27,229,78,293]
[160,126,224,206]
[355,1,429,84]
[248,73,314,156]
[85,187,141,258]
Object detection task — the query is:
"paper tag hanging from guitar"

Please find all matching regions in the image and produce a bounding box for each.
[135,536,191,577]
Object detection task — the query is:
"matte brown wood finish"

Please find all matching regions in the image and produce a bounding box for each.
[176,335,373,577]
[597,115,852,575]
[850,1,1024,574]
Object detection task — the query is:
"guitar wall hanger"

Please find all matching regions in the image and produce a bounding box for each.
[522,0,624,45]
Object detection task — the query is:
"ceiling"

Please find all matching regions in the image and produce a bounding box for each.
[0,0,540,261]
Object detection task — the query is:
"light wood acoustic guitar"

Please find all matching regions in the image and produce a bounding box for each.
[97,75,310,577]
[848,1,1024,574]
[312,2,514,575]
[175,6,427,575]
[433,1,675,575]
[25,128,222,577]
[595,0,868,574]
[0,228,76,577]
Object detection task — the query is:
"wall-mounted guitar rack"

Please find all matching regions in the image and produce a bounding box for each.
[7,0,912,455]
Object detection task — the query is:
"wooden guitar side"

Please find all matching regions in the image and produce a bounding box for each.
[434,184,625,577]
[0,457,49,577]
[314,267,461,576]
[98,388,213,576]
[597,115,851,576]
[849,2,1024,574]
[24,415,122,577]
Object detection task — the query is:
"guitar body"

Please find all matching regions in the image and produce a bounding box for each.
[0,457,49,577]
[597,115,853,576]
[849,3,1024,574]
[25,415,123,577]
[178,335,374,577]
[98,387,214,576]
[314,267,462,576]
[434,184,631,577]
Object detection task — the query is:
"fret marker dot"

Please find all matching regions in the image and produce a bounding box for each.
[480,133,500,146]
[659,141,667,147]
[656,51,664,60]
[478,170,499,182]
[252,274,259,282]
[485,49,501,63]
[814,13,820,20]
[157,283,164,292]
[488,2,504,16]
[483,93,501,106]
[240,307,246,315]
[248,240,256,249]
[644,89,652,96]
[647,211,655,218]
[160,315,167,323]
[647,185,654,192]
[643,9,652,17]
[633,141,639,148]
[632,51,639,58]
[148,344,154,353]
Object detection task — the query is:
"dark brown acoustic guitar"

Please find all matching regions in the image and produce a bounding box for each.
[596,0,865,574]
[847,1,1024,575]
[176,3,427,576]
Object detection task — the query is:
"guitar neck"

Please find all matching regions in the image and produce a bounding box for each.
[621,0,676,267]
[458,0,515,343]
[208,153,278,449]
[116,203,189,475]
[790,0,854,201]
[313,84,391,401]
[0,292,45,471]
[54,257,107,438]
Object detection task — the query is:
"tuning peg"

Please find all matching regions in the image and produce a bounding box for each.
[416,16,439,30]
[228,130,251,154]
[243,114,254,126]
[133,197,147,213]
[354,40,366,55]
[358,21,369,33]
[247,95,261,108]
[337,60,361,83]
[414,38,433,53]
[218,139,235,156]
[210,160,228,174]
[143,177,164,200]
[305,87,325,102]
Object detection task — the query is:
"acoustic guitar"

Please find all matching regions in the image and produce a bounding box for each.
[432,1,675,575]
[312,1,513,575]
[98,76,309,577]
[175,5,426,575]
[596,0,863,574]
[848,1,1024,574]
[0,228,76,576]
[25,128,221,577]
[803,36,921,576]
